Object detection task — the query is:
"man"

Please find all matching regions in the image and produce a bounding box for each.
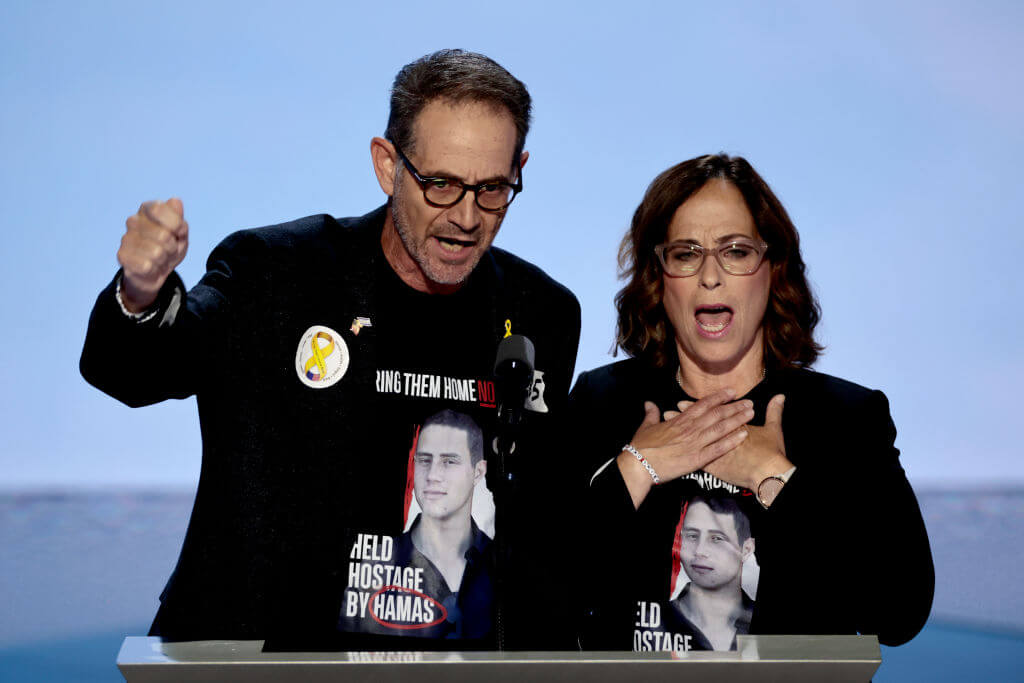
[80,50,580,648]
[343,409,493,639]
[665,495,755,651]
[409,409,490,590]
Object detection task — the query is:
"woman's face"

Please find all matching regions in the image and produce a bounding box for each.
[662,179,770,373]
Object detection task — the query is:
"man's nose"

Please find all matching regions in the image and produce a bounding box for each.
[426,460,443,481]
[448,191,482,232]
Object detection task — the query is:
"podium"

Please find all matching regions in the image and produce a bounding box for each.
[117,635,880,681]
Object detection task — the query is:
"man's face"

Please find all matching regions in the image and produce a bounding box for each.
[389,99,520,288]
[413,424,484,521]
[679,501,754,591]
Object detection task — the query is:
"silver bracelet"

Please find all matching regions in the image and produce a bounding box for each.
[623,443,660,485]
[115,275,158,324]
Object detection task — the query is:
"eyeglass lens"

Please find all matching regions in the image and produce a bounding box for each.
[423,179,515,210]
[661,241,764,276]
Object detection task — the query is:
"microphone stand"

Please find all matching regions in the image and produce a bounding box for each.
[493,393,525,652]
[491,338,533,651]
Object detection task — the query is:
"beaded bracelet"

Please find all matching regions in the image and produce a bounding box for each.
[622,443,660,485]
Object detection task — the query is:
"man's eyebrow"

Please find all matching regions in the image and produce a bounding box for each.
[683,524,735,540]
[439,452,464,460]
[418,167,515,185]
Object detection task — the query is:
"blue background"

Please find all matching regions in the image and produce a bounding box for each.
[2,1,1022,680]
[2,1,1022,488]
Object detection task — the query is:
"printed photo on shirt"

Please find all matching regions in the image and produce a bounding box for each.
[634,490,759,652]
[339,409,495,640]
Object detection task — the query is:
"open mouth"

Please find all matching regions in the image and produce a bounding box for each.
[435,236,475,253]
[695,305,733,334]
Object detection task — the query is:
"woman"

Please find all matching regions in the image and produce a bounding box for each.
[570,154,933,652]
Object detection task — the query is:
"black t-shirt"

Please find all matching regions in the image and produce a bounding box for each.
[334,254,507,649]
[578,366,776,653]
[630,472,760,653]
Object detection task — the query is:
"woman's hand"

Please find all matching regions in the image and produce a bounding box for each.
[700,394,792,494]
[617,389,753,508]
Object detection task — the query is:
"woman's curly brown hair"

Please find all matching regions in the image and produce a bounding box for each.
[615,154,822,369]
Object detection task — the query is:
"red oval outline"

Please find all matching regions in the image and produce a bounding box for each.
[368,584,448,630]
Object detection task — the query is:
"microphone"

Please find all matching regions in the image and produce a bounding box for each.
[491,334,535,651]
[493,334,535,431]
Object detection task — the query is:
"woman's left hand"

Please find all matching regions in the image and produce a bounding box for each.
[666,394,792,492]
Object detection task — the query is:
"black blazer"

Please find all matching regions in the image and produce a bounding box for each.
[567,358,934,648]
[80,206,581,646]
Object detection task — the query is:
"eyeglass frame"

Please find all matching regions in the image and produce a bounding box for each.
[653,238,770,277]
[393,144,523,212]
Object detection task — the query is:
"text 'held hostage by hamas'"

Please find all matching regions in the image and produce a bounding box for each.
[344,533,446,629]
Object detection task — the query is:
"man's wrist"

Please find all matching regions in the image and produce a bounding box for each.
[115,275,160,323]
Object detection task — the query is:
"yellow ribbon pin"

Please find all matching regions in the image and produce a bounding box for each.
[504,319,512,338]
[304,331,335,380]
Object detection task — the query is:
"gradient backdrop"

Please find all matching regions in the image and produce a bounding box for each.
[4,1,1021,489]
[3,2,1024,680]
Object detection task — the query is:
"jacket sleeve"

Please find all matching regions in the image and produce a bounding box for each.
[568,370,638,517]
[753,389,934,646]
[79,229,269,407]
[848,391,934,645]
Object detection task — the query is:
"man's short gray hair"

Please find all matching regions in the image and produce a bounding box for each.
[386,49,532,170]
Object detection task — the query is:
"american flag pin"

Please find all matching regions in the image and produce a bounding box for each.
[350,316,372,335]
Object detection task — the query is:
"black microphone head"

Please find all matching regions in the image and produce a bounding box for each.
[494,334,536,428]
[494,334,535,376]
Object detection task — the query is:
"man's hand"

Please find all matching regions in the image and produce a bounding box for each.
[117,198,189,312]
[701,394,791,492]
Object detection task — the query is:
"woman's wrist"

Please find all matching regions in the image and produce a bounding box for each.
[622,443,661,484]
[748,456,794,493]
[616,450,655,509]
[754,462,796,508]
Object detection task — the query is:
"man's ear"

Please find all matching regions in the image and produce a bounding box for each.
[371,137,398,196]
[519,150,529,172]
[474,459,487,484]
[741,537,755,562]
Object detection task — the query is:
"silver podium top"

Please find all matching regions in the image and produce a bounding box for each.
[118,634,880,682]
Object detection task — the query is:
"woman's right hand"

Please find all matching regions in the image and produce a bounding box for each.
[617,389,754,508]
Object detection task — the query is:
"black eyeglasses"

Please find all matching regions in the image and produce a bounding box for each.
[394,145,522,212]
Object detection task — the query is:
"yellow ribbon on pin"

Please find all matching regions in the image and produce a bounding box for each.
[504,319,512,338]
[304,331,335,379]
